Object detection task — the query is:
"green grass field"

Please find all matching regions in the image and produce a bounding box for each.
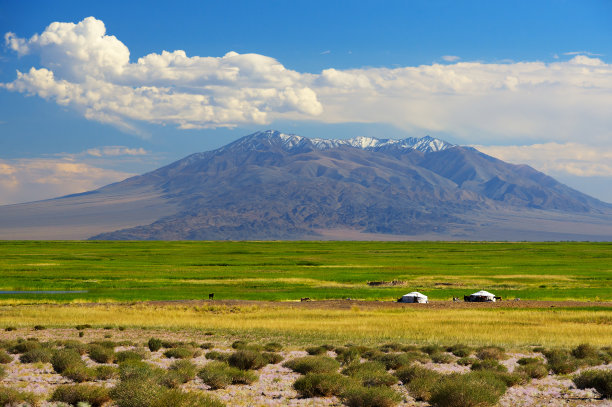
[1,241,611,302]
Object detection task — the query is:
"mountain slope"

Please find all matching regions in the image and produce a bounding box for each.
[0,130,610,240]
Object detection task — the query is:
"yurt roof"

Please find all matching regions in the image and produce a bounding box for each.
[471,290,495,297]
[403,292,427,297]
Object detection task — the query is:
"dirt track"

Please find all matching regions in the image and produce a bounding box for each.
[137,299,612,310]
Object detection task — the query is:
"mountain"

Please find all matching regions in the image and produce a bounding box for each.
[1,130,611,241]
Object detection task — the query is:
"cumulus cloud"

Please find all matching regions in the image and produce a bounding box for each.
[441,55,460,62]
[2,17,612,148]
[474,143,612,177]
[2,17,322,132]
[0,157,135,205]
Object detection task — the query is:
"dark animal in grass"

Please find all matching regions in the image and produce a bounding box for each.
[209,293,214,300]
[301,298,310,302]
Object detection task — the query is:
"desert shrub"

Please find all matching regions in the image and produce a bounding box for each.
[395,365,441,401]
[165,360,197,385]
[0,350,12,364]
[9,339,41,354]
[148,338,163,352]
[88,344,115,364]
[90,340,117,349]
[200,342,214,350]
[516,361,548,379]
[0,386,39,407]
[197,362,258,389]
[471,359,507,372]
[264,342,283,352]
[342,361,397,387]
[228,350,267,370]
[373,352,415,370]
[573,369,612,398]
[111,378,166,407]
[62,364,96,382]
[33,325,46,331]
[421,344,443,355]
[19,347,53,363]
[340,385,402,407]
[76,324,92,330]
[116,349,147,362]
[231,340,248,349]
[447,344,472,357]
[431,352,455,364]
[206,351,229,362]
[52,348,85,374]
[0,366,5,380]
[118,360,165,382]
[517,357,542,365]
[262,352,283,364]
[572,344,599,360]
[361,349,384,360]
[293,372,354,397]
[457,357,477,366]
[4,327,16,332]
[476,346,507,361]
[379,343,404,353]
[163,347,194,359]
[284,356,340,375]
[151,389,225,407]
[62,340,88,355]
[429,371,508,407]
[51,384,110,407]
[306,346,327,355]
[544,349,580,374]
[336,347,361,366]
[95,365,118,380]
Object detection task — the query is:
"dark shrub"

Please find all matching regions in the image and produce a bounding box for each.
[111,378,166,407]
[379,343,404,353]
[429,371,507,407]
[431,352,455,364]
[116,349,147,362]
[95,365,118,380]
[51,384,110,407]
[197,362,258,389]
[163,347,194,359]
[306,346,327,355]
[294,373,354,397]
[362,349,385,360]
[148,338,163,352]
[62,364,96,382]
[4,327,16,332]
[33,325,46,331]
[476,346,507,361]
[0,386,38,406]
[0,366,5,380]
[517,357,542,365]
[9,339,41,354]
[457,357,477,366]
[342,361,397,387]
[572,344,599,360]
[447,344,472,357]
[471,359,507,372]
[264,342,283,352]
[284,356,340,375]
[516,362,548,379]
[421,344,443,355]
[167,360,197,384]
[231,340,248,349]
[118,360,165,382]
[574,369,612,398]
[88,344,115,364]
[151,389,225,407]
[75,324,92,330]
[262,352,283,364]
[340,385,402,407]
[62,340,88,355]
[336,347,361,366]
[374,352,415,370]
[90,340,117,349]
[395,365,441,401]
[200,342,214,350]
[544,349,580,374]
[228,350,267,370]
[51,348,84,374]
[19,347,52,363]
[0,350,12,364]
[206,351,229,362]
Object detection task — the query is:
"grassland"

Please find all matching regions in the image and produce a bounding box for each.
[0,241,611,303]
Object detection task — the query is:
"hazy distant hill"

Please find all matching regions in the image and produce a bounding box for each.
[1,130,611,240]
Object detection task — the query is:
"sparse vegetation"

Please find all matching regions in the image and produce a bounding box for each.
[51,384,110,407]
[283,356,340,374]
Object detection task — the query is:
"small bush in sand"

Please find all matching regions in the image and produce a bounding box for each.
[336,347,361,366]
[0,366,6,380]
[0,386,39,407]
[471,359,508,372]
[264,342,283,352]
[543,349,580,374]
[62,364,96,382]
[373,352,415,370]
[151,389,225,407]
[197,361,258,389]
[228,349,267,370]
[163,360,197,387]
[429,371,508,407]
[293,372,355,397]
[51,348,85,374]
[19,347,53,364]
[516,361,548,379]
[283,356,340,375]
[163,347,195,359]
[262,352,283,365]
[574,369,612,399]
[95,365,118,380]
[342,361,397,387]
[9,339,41,354]
[395,365,442,402]
[457,357,477,366]
[0,350,12,364]
[33,325,46,331]
[306,346,328,355]
[200,342,214,350]
[431,352,455,364]
[118,360,165,382]
[147,338,163,352]
[231,340,248,350]
[88,344,115,364]
[340,385,402,407]
[116,349,148,362]
[205,351,229,362]
[476,346,507,361]
[51,384,110,407]
[447,344,472,357]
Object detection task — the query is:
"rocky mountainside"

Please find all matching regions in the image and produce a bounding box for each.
[78,130,611,240]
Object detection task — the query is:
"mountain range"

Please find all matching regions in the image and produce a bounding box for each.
[1,130,611,240]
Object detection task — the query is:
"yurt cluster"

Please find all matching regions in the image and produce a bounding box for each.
[398,290,501,303]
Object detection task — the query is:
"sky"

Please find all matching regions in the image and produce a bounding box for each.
[1,0,612,204]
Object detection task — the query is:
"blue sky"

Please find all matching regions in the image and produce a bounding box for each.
[1,0,612,204]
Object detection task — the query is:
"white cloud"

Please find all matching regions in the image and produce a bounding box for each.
[0,157,135,205]
[474,143,612,177]
[441,55,460,62]
[2,16,612,150]
[85,146,147,157]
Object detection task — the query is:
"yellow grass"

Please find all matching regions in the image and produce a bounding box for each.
[1,303,611,348]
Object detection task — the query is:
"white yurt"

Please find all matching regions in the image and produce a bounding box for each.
[466,290,496,302]
[399,292,428,303]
